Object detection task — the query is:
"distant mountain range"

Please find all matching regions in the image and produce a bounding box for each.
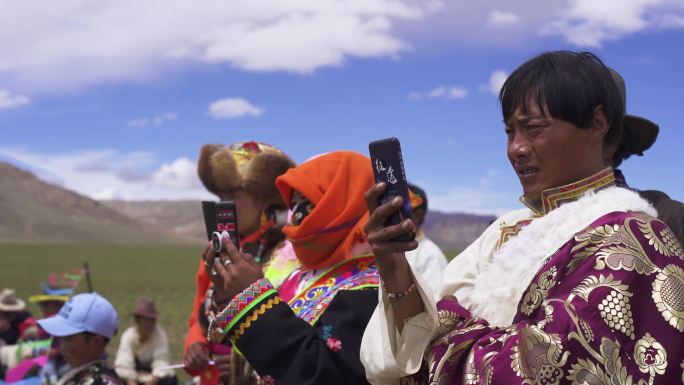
[0,161,495,250]
[0,161,191,245]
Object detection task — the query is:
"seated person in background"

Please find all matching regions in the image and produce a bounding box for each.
[360,51,684,384]
[29,270,81,340]
[606,68,684,245]
[115,299,176,385]
[37,292,122,385]
[204,151,380,385]
[405,183,447,294]
[0,289,37,346]
[0,272,81,384]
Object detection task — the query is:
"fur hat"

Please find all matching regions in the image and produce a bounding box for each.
[198,141,295,208]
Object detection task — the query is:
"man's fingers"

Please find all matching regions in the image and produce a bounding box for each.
[373,241,419,255]
[213,258,231,282]
[202,242,215,268]
[222,233,241,260]
[368,216,413,243]
[364,182,385,214]
[365,197,403,234]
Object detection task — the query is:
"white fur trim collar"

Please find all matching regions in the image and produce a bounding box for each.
[467,186,656,326]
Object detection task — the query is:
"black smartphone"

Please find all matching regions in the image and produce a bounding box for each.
[202,200,240,253]
[215,201,240,249]
[201,201,217,241]
[368,137,415,242]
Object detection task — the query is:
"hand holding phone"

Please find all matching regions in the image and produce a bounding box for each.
[201,200,240,252]
[368,137,415,242]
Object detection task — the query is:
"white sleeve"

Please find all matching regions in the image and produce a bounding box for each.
[0,345,21,368]
[360,211,527,384]
[404,237,447,296]
[114,328,138,381]
[360,261,438,385]
[151,327,174,379]
[439,209,529,301]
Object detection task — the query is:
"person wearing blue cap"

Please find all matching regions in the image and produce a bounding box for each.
[37,293,123,385]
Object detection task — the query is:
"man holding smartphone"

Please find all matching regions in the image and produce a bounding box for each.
[360,51,684,384]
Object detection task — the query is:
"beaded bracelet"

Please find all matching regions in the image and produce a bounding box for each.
[385,281,416,300]
[206,304,230,344]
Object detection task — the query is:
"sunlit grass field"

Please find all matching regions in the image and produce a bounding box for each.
[0,243,201,370]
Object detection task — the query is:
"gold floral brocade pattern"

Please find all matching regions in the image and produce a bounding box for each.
[510,325,570,385]
[572,274,636,340]
[634,333,668,377]
[652,264,684,332]
[418,211,684,385]
[520,267,558,316]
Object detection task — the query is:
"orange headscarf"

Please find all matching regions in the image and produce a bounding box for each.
[275,151,374,270]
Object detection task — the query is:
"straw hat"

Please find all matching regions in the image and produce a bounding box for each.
[0,289,27,312]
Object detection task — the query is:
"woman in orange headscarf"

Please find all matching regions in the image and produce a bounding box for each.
[202,151,379,385]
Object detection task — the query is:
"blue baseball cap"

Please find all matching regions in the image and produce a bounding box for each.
[37,293,118,338]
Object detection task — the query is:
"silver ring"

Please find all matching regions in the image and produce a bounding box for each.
[211,269,218,276]
[223,259,232,266]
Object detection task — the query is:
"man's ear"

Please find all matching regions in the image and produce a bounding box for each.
[590,105,610,145]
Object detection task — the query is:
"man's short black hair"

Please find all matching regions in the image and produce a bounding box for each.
[499,51,624,147]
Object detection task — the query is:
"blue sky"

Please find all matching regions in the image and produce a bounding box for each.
[1,0,683,215]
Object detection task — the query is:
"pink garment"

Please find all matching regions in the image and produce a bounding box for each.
[5,355,48,383]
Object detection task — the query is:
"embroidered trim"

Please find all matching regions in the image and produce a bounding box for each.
[229,296,281,343]
[210,278,277,342]
[288,254,379,325]
[519,167,616,216]
[220,278,273,322]
[496,219,533,250]
[222,288,277,335]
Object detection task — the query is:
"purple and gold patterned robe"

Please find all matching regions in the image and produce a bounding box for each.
[360,169,684,385]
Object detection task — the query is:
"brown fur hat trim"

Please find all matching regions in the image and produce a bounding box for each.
[197,144,241,197]
[197,142,295,204]
[242,152,296,208]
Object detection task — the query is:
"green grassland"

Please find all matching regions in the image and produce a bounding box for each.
[0,243,202,369]
[0,243,460,378]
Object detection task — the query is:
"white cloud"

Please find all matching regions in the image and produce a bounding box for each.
[480,70,508,96]
[0,147,213,200]
[0,89,30,109]
[0,0,429,93]
[1,1,682,94]
[539,0,678,47]
[152,157,199,190]
[487,10,520,27]
[127,112,177,127]
[398,1,684,49]
[658,13,684,28]
[409,86,467,100]
[208,97,264,119]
